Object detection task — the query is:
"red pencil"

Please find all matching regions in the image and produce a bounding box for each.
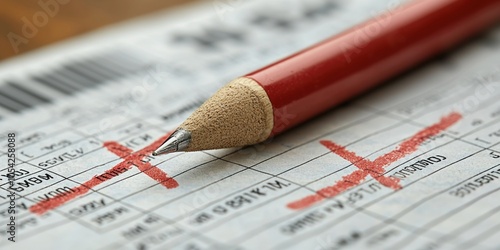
[153,0,500,156]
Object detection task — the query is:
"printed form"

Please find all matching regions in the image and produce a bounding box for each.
[0,0,499,249]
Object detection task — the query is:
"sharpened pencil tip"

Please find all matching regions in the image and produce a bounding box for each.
[153,129,192,156]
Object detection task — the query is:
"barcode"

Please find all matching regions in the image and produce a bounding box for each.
[0,51,149,114]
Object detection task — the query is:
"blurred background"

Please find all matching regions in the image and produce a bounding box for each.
[0,0,199,60]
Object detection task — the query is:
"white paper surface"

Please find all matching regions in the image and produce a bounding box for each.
[0,0,499,249]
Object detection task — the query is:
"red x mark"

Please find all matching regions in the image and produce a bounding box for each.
[30,133,178,215]
[287,112,462,210]
[30,112,462,214]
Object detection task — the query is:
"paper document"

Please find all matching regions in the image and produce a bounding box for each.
[1,0,500,249]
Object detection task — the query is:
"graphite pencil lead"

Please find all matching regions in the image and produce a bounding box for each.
[153,129,191,156]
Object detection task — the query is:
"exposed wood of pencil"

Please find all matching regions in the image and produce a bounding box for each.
[179,77,274,151]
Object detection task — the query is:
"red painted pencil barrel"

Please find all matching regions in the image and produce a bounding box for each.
[245,0,500,136]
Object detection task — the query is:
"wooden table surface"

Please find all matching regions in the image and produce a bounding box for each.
[0,0,197,61]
